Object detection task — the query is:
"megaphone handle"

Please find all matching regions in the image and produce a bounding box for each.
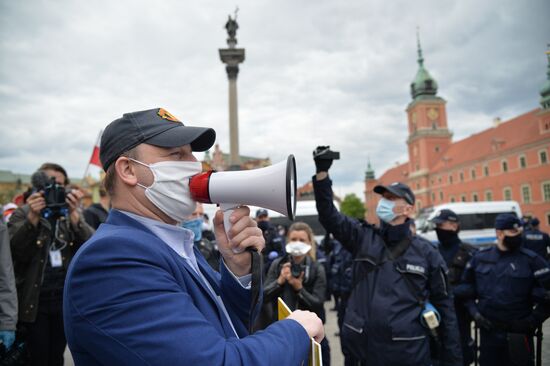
[219,203,244,254]
[218,203,262,334]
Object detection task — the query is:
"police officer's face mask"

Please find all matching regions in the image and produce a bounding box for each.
[502,233,522,250]
[435,228,458,244]
[182,218,203,241]
[376,198,397,223]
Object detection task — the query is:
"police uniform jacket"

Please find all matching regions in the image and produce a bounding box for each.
[313,176,462,366]
[461,245,550,326]
[8,205,93,322]
[522,228,550,260]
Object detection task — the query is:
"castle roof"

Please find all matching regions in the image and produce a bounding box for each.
[431,108,544,172]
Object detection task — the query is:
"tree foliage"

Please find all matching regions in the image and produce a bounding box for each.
[340,193,366,219]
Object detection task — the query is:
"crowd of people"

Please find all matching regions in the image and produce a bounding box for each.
[0,110,549,366]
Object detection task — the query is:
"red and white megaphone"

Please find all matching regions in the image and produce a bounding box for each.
[189,155,297,248]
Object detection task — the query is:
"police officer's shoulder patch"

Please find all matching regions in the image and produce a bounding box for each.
[519,247,538,258]
[475,246,497,262]
[459,242,477,255]
[534,267,550,277]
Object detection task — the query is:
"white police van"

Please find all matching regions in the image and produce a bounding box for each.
[416,201,522,247]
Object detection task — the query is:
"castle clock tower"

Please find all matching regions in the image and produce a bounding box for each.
[406,31,452,208]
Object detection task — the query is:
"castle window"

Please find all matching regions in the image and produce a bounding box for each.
[431,192,435,201]
[472,193,479,202]
[432,122,437,130]
[461,195,466,202]
[519,155,527,169]
[503,187,512,201]
[542,182,550,202]
[471,168,476,180]
[501,160,508,173]
[485,190,493,201]
[540,150,548,164]
[459,172,464,182]
[450,196,456,203]
[449,174,453,184]
[439,191,443,201]
[521,185,531,204]
[483,165,489,177]
[435,146,439,152]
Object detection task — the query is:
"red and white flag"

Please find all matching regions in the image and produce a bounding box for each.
[89,130,102,167]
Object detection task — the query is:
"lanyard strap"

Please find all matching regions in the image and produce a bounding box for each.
[248,249,262,333]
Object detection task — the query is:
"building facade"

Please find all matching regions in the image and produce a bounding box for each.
[365,44,550,232]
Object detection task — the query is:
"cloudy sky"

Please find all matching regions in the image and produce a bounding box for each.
[1,0,548,200]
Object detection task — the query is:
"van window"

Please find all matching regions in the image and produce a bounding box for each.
[270,215,327,238]
[457,212,517,231]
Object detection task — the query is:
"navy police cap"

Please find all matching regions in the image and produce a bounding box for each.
[430,209,459,224]
[256,209,269,218]
[373,182,415,205]
[494,213,522,230]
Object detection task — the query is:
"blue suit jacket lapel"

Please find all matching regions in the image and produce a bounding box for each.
[107,211,236,337]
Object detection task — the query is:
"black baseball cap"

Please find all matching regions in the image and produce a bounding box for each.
[373,182,415,205]
[430,209,459,224]
[100,108,216,170]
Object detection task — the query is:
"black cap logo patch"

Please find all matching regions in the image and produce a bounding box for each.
[157,108,181,123]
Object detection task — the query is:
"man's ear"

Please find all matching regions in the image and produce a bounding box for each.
[404,204,415,218]
[115,157,138,187]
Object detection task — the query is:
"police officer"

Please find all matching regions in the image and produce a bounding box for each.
[256,209,285,272]
[460,214,550,366]
[312,147,462,366]
[181,203,219,271]
[522,218,550,261]
[431,209,477,366]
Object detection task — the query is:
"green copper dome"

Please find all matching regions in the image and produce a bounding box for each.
[365,159,375,180]
[540,51,550,109]
[411,32,438,100]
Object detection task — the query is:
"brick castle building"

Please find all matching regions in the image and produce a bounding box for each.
[365,42,550,232]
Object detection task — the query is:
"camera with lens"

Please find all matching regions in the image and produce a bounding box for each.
[290,262,305,278]
[31,170,71,219]
[313,146,340,161]
[42,177,71,219]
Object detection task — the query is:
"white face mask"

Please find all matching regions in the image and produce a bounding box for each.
[130,158,203,222]
[285,241,312,257]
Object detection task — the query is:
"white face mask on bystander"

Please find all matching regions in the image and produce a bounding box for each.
[130,158,202,222]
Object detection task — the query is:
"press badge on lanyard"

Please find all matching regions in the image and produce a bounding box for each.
[49,250,63,267]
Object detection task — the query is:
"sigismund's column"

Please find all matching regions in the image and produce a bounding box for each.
[219,14,245,169]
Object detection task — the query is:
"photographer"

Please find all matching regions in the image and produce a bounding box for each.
[264,222,330,365]
[8,162,93,366]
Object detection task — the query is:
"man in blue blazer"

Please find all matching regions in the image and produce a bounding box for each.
[63,108,324,365]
